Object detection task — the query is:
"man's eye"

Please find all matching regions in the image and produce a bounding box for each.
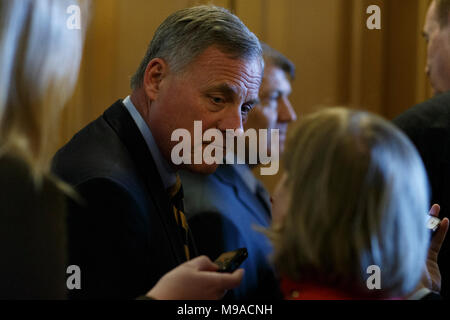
[211,97,225,104]
[241,104,253,115]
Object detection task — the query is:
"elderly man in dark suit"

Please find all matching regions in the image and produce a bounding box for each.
[180,43,297,300]
[393,0,450,298]
[52,5,263,299]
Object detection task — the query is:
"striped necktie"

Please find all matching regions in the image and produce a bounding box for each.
[167,174,191,260]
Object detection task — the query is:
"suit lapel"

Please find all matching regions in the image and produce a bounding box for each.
[215,164,271,224]
[255,181,272,215]
[102,100,187,264]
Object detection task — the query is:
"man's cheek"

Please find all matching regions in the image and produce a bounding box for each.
[262,108,277,126]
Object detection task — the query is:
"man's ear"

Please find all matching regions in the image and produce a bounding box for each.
[143,58,168,101]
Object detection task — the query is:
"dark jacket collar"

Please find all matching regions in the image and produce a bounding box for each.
[214,164,271,221]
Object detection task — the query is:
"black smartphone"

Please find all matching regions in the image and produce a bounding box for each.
[427,216,442,234]
[214,248,248,273]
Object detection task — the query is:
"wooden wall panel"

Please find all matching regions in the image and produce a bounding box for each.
[348,0,386,115]
[384,0,420,119]
[285,0,349,115]
[234,0,266,39]
[115,0,193,100]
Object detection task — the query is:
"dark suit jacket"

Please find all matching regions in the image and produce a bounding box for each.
[52,100,193,299]
[180,164,281,300]
[393,91,450,299]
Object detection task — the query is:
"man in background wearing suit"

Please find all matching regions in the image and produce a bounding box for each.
[52,6,263,299]
[180,43,297,299]
[393,0,450,298]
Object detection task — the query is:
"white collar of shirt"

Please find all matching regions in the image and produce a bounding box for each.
[122,95,176,189]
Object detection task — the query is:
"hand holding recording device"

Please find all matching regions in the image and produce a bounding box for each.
[214,248,248,273]
[427,215,442,234]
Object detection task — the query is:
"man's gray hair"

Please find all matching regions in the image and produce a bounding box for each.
[130,5,262,89]
[261,42,296,80]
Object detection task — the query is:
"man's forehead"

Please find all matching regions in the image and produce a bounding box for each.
[425,1,438,30]
[203,63,262,91]
[262,66,292,91]
[204,77,260,102]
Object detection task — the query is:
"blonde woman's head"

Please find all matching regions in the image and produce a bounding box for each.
[271,108,430,297]
[0,0,84,179]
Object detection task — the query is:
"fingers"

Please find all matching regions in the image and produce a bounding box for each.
[427,204,445,254]
[431,217,449,254]
[215,269,245,300]
[428,204,440,217]
[198,267,244,290]
[187,255,219,272]
[217,268,245,289]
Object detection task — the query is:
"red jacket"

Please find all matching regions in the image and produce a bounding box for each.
[281,278,397,300]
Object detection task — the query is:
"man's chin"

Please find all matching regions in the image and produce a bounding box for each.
[183,162,219,175]
[430,83,447,96]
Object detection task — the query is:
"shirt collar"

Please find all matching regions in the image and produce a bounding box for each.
[122,95,176,189]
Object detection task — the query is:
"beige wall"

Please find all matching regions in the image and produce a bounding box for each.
[62,0,433,193]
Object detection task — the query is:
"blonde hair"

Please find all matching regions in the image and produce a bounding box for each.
[270,108,430,297]
[0,0,85,181]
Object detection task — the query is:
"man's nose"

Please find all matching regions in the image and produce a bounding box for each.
[219,107,244,133]
[278,97,297,123]
[425,65,430,77]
